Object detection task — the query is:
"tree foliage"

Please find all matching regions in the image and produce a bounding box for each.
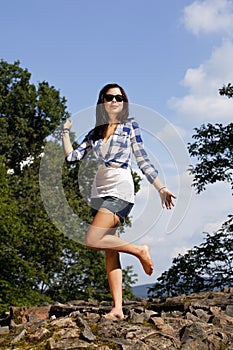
[219,82,233,98]
[188,123,233,193]
[0,60,69,174]
[148,216,233,297]
[187,83,233,193]
[0,60,138,311]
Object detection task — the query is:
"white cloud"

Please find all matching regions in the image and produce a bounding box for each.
[183,0,233,35]
[169,40,233,124]
[156,122,189,145]
[202,218,228,234]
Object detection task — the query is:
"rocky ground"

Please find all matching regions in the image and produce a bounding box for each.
[0,288,233,349]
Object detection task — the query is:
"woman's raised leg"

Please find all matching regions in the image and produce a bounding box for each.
[85,208,154,275]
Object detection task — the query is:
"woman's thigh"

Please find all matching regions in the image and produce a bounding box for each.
[92,208,120,228]
[85,208,120,245]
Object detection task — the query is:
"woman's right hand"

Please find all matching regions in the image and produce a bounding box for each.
[159,187,176,210]
[63,119,72,130]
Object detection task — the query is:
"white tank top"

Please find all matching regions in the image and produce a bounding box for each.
[91,139,135,203]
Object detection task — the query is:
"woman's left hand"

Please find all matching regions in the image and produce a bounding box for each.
[159,187,176,209]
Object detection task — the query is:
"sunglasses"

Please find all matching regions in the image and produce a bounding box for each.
[104,94,124,102]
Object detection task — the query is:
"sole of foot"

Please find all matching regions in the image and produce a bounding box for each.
[139,245,154,275]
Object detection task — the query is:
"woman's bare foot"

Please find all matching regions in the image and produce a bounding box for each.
[138,245,154,275]
[104,307,124,320]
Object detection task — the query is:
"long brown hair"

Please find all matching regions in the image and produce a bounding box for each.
[93,83,129,140]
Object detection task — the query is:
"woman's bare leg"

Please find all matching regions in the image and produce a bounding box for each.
[85,208,154,275]
[105,249,124,319]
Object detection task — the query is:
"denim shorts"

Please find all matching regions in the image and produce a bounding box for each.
[90,196,134,223]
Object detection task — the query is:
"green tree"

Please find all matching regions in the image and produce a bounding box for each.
[148,216,233,297]
[219,82,233,98]
[188,123,233,193]
[0,59,70,309]
[0,158,52,310]
[188,84,233,193]
[122,266,138,299]
[10,162,67,294]
[0,60,69,174]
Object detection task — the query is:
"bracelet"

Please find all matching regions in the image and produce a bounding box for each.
[158,186,166,192]
[62,129,70,133]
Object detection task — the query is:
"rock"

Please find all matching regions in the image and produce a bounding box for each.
[49,304,78,319]
[46,337,91,349]
[50,317,77,328]
[226,304,233,317]
[11,328,27,344]
[122,340,150,349]
[181,322,208,344]
[194,308,211,322]
[1,289,233,349]
[150,316,175,336]
[10,305,50,324]
[0,326,10,335]
[211,312,233,326]
[75,316,96,342]
[28,327,50,341]
[210,306,221,315]
[143,309,158,321]
[128,309,145,323]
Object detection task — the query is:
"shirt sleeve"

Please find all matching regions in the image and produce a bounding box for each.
[65,134,92,163]
[130,120,158,184]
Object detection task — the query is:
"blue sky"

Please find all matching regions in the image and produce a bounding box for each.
[0,0,217,114]
[1,0,233,285]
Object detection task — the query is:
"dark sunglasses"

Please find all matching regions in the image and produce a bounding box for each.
[104,94,124,102]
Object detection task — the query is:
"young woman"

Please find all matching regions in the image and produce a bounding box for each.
[62,83,176,319]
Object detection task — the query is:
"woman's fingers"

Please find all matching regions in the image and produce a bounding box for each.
[160,190,176,209]
[64,119,72,129]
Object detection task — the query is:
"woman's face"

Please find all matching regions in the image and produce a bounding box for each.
[103,87,124,119]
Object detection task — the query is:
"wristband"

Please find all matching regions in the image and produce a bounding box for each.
[158,186,166,192]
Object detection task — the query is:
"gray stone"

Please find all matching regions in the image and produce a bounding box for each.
[122,340,150,349]
[143,309,158,321]
[194,308,211,322]
[47,337,91,349]
[226,304,233,317]
[28,327,49,341]
[50,317,77,328]
[181,322,207,344]
[1,289,233,349]
[76,316,96,342]
[0,326,9,335]
[128,309,145,324]
[11,328,27,344]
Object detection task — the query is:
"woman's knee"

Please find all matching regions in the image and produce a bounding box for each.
[85,231,97,248]
[85,225,105,248]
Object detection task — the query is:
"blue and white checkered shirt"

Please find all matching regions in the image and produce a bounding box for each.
[66,119,158,184]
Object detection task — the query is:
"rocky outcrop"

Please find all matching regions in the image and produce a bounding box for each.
[0,288,233,349]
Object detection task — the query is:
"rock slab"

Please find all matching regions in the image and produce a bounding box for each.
[0,289,233,349]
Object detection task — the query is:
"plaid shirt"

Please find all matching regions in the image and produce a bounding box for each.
[66,119,158,184]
